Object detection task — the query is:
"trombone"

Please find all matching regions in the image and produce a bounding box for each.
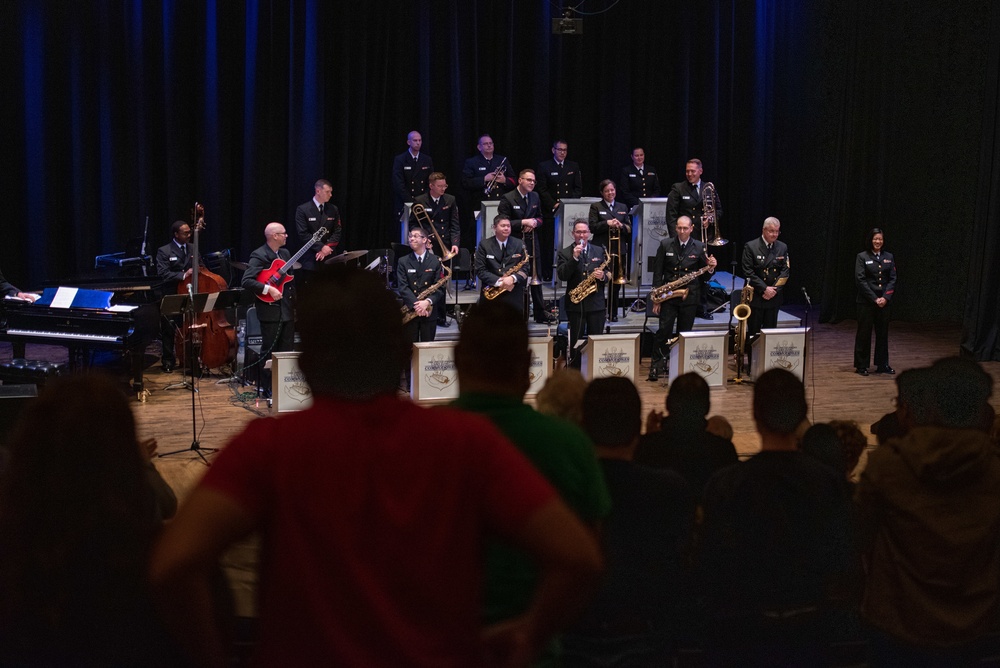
[700,182,728,247]
[608,211,631,285]
[410,203,456,261]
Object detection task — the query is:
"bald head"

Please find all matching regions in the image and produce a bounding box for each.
[264,222,287,249]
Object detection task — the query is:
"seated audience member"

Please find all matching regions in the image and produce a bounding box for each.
[150,267,603,667]
[869,367,923,445]
[705,415,734,442]
[0,374,183,666]
[535,368,588,425]
[452,300,611,663]
[635,372,738,495]
[857,358,1000,665]
[802,420,868,484]
[562,377,695,666]
[698,368,853,665]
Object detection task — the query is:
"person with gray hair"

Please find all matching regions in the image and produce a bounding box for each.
[740,216,789,338]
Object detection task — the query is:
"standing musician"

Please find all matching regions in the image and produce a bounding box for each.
[536,140,583,282]
[741,217,789,341]
[461,134,516,269]
[498,169,552,323]
[667,159,724,319]
[854,227,896,376]
[155,220,194,373]
[474,215,528,314]
[294,179,343,287]
[618,147,661,210]
[557,219,607,367]
[396,228,445,345]
[242,223,296,384]
[410,172,460,327]
[647,216,717,382]
[390,130,434,220]
[588,180,631,322]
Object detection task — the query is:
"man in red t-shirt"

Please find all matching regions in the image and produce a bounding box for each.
[150,267,602,667]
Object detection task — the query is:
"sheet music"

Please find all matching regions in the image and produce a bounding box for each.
[50,287,79,309]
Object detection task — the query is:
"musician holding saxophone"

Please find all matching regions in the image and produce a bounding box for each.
[557,220,608,367]
[396,228,446,345]
[474,215,529,314]
[647,216,717,382]
[740,217,789,341]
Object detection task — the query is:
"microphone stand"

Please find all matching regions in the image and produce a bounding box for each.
[160,283,218,464]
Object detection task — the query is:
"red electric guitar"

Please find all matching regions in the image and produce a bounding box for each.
[255,226,328,303]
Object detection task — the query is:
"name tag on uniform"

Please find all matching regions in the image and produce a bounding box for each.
[665,252,675,257]
[682,195,691,200]
[486,254,495,259]
[169,256,179,261]
[866,260,874,265]
[513,205,521,210]
[407,268,417,273]
[308,217,317,222]
[403,166,412,170]
[550,171,559,176]
[478,167,487,171]
[628,172,637,177]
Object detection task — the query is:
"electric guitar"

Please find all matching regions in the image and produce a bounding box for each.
[255,227,328,303]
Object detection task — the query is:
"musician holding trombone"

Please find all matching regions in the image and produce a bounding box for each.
[667,159,724,319]
[499,169,553,324]
[647,216,717,382]
[557,219,608,367]
[588,180,631,322]
[396,227,445,345]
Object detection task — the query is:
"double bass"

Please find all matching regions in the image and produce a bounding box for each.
[174,203,237,369]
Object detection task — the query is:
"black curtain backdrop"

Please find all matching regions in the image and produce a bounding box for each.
[1,0,996,356]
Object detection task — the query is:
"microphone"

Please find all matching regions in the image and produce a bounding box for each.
[801,286,812,306]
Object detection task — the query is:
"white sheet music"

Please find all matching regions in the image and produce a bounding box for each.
[50,287,79,309]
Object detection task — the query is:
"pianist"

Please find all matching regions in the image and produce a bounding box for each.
[155,221,194,373]
[0,265,38,302]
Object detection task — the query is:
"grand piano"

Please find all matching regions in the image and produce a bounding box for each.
[0,279,161,392]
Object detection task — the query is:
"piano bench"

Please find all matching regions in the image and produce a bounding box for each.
[0,359,67,387]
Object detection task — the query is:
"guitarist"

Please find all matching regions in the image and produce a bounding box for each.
[242,223,296,373]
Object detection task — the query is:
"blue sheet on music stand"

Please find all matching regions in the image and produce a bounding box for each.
[34,287,113,309]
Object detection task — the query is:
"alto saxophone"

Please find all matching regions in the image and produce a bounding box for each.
[401,265,452,324]
[569,250,611,304]
[648,265,714,304]
[483,254,530,300]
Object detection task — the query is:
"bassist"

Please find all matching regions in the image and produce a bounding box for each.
[242,223,296,379]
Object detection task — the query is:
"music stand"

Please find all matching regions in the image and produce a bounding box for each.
[158,289,242,463]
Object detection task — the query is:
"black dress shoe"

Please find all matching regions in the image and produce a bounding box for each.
[855,367,869,376]
[647,368,659,382]
[162,361,175,373]
[437,318,450,328]
[610,315,619,323]
[876,366,895,375]
[699,311,714,320]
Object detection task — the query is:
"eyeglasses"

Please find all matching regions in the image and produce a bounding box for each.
[273,232,288,236]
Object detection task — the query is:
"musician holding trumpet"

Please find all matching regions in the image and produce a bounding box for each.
[647,216,717,382]
[557,220,608,367]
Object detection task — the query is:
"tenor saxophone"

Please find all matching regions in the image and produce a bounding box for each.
[401,265,452,324]
[569,250,611,304]
[483,254,530,300]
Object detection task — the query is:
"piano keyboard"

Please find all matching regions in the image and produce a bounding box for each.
[5,328,124,343]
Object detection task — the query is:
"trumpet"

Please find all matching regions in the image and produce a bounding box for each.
[483,253,530,300]
[483,157,509,196]
[525,228,542,286]
[410,203,455,261]
[608,212,631,285]
[700,182,728,247]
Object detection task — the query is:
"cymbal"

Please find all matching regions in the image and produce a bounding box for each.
[230,261,249,271]
[292,261,302,270]
[328,249,369,264]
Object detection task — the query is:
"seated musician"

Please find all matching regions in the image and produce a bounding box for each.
[0,265,38,302]
[242,223,295,393]
[154,221,193,373]
[474,215,528,315]
[396,228,445,345]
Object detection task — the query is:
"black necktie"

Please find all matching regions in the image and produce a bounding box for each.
[318,203,324,214]
[767,243,773,252]
[680,243,686,253]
